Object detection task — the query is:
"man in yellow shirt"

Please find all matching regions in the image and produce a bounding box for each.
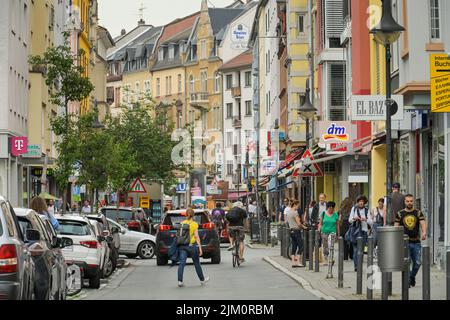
[177,208,210,287]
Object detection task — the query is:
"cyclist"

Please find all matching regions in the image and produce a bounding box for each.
[226,201,247,263]
[211,202,226,234]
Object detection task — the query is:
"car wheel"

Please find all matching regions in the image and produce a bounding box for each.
[103,257,114,278]
[211,249,221,264]
[138,241,155,259]
[89,272,101,289]
[156,255,168,266]
[125,254,138,259]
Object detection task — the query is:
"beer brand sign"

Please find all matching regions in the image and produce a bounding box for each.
[10,137,28,157]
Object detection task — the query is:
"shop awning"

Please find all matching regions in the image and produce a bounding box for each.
[228,192,250,200]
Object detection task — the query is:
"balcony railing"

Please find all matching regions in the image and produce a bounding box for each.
[231,86,241,98]
[233,116,242,129]
[190,92,209,108]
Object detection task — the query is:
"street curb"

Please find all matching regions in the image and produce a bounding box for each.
[263,256,336,301]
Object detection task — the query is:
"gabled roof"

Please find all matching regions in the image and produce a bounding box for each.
[219,50,253,71]
[208,7,245,36]
[157,12,200,46]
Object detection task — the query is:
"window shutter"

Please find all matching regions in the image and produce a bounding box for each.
[325,0,344,38]
[328,63,346,121]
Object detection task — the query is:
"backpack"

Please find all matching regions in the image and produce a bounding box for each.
[175,223,191,246]
[345,206,367,243]
[375,207,384,225]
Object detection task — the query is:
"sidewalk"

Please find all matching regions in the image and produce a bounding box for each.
[264,253,447,300]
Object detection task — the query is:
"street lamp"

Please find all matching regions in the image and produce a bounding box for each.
[370,0,404,301]
[297,79,317,212]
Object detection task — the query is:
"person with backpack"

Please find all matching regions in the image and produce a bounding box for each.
[177,208,210,287]
[347,195,372,271]
[226,201,247,263]
[369,198,385,256]
[211,202,225,232]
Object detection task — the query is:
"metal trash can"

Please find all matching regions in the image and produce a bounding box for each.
[377,226,405,272]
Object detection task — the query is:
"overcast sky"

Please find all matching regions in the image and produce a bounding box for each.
[98,0,236,38]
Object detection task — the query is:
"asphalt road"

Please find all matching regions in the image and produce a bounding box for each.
[76,245,318,300]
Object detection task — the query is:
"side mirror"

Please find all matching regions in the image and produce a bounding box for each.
[60,237,73,248]
[26,229,41,241]
[111,227,120,234]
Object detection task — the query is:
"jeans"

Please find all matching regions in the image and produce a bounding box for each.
[290,229,303,256]
[177,245,205,282]
[352,231,368,269]
[409,242,422,282]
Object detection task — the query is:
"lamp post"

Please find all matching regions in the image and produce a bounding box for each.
[244,144,251,213]
[370,0,404,301]
[91,99,105,214]
[297,79,317,213]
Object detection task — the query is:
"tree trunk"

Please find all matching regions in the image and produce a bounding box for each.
[62,186,67,215]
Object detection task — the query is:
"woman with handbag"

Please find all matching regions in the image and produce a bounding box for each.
[287,200,307,267]
[177,208,210,287]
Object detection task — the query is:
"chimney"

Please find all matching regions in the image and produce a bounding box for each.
[138,19,146,26]
[121,29,126,36]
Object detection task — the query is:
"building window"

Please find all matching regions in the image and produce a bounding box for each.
[245,100,252,116]
[227,161,233,176]
[169,45,175,60]
[178,74,182,93]
[144,80,151,94]
[115,87,121,107]
[430,0,441,41]
[245,71,251,87]
[226,74,233,90]
[158,48,164,61]
[189,75,194,93]
[156,78,160,97]
[201,70,208,92]
[200,40,207,59]
[226,103,233,118]
[324,0,344,49]
[227,132,233,147]
[297,15,305,34]
[214,72,221,93]
[328,63,346,121]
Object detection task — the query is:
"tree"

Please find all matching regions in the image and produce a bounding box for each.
[29,34,94,212]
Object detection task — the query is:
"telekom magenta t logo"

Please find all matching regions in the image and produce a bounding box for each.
[10,137,28,157]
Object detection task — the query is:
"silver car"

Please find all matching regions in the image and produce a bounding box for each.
[107,218,155,259]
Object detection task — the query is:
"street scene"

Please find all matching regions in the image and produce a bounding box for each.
[1,0,450,302]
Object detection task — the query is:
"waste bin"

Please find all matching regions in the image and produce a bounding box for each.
[377,226,405,272]
[250,217,260,242]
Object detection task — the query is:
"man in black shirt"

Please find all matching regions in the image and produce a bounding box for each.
[395,194,427,288]
[226,201,247,262]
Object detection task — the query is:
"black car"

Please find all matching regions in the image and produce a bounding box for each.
[15,208,72,300]
[155,210,221,266]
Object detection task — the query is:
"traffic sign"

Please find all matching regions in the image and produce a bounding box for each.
[130,177,147,194]
[293,150,323,177]
[140,196,150,209]
[431,54,450,112]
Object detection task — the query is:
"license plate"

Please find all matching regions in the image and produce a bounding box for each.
[63,246,74,252]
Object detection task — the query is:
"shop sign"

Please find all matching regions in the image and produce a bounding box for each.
[430,54,450,112]
[23,144,42,158]
[231,23,249,49]
[351,95,404,121]
[10,137,28,157]
[176,183,187,193]
[319,121,355,145]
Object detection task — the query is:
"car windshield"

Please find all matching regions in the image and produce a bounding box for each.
[17,217,33,240]
[102,209,133,221]
[163,214,208,226]
[56,220,91,236]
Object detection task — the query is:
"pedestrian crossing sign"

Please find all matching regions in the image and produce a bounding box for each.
[130,177,147,194]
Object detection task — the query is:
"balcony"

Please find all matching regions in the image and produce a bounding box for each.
[233,116,242,129]
[231,86,241,98]
[189,92,209,109]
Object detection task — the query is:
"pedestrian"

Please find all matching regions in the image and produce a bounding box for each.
[81,200,91,214]
[248,200,257,218]
[279,198,289,222]
[318,201,340,266]
[211,202,225,233]
[283,199,292,222]
[47,199,56,215]
[394,194,427,288]
[348,195,371,271]
[390,182,405,224]
[338,197,353,260]
[30,196,60,231]
[303,200,316,229]
[286,200,307,268]
[177,208,210,287]
[369,198,385,256]
[311,193,327,230]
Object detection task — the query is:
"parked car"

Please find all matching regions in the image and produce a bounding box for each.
[155,209,221,266]
[86,214,118,278]
[88,219,111,278]
[0,196,35,300]
[101,207,146,233]
[106,218,155,259]
[55,214,103,289]
[14,208,70,300]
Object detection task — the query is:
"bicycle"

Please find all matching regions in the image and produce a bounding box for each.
[228,226,245,268]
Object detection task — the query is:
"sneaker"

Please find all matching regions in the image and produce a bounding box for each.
[227,245,235,251]
[409,279,416,288]
[201,276,210,285]
[178,281,184,287]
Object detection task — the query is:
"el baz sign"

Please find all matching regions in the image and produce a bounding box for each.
[351,95,404,121]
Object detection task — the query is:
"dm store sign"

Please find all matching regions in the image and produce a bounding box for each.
[319,121,355,144]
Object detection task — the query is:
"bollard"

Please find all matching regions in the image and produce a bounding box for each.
[314,230,320,272]
[367,236,374,300]
[301,229,307,266]
[401,236,409,300]
[423,245,430,300]
[381,273,389,300]
[280,225,285,257]
[309,229,314,270]
[338,237,344,288]
[446,248,450,300]
[356,236,363,295]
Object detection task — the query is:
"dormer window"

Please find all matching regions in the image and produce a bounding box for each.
[158,48,164,61]
[169,44,175,60]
